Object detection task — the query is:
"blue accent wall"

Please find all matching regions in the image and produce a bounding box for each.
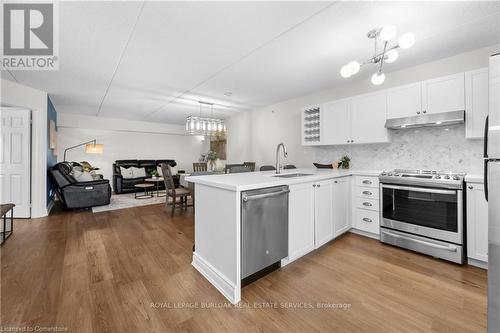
[47,97,57,208]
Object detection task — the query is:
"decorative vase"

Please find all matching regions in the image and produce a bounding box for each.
[208,160,215,171]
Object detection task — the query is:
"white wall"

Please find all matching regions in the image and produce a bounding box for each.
[1,79,48,218]
[57,113,210,186]
[228,44,500,172]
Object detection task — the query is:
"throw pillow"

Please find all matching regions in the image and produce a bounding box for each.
[71,168,83,179]
[157,166,163,177]
[170,165,178,175]
[131,167,146,178]
[120,166,134,179]
[76,171,94,182]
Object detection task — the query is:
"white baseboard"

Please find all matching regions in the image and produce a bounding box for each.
[192,252,240,304]
[467,257,488,269]
[349,228,380,240]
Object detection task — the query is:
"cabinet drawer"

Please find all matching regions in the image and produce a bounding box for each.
[355,176,379,188]
[354,209,380,234]
[355,197,379,211]
[355,186,379,199]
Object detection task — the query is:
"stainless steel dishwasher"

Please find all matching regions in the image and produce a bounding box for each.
[241,185,289,280]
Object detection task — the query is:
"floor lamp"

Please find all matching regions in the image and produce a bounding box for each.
[63,139,104,161]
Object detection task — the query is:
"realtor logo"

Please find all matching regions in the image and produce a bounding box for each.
[2,2,59,70]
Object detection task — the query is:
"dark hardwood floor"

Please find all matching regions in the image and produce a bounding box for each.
[1,203,487,332]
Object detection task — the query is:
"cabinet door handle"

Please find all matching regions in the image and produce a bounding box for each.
[423,110,427,114]
[334,181,338,183]
[362,191,372,195]
[346,140,349,143]
[362,218,372,223]
[317,184,321,188]
[362,180,372,185]
[363,202,372,207]
[417,111,421,114]
[313,184,316,187]
[468,185,473,189]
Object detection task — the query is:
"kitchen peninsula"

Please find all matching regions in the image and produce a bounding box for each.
[186,168,381,303]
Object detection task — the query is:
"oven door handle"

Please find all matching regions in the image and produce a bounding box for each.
[380,184,457,195]
[381,230,458,252]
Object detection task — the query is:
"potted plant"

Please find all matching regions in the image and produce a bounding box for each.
[151,169,159,179]
[205,150,218,171]
[339,154,351,169]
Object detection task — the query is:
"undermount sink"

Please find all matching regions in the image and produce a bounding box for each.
[273,173,312,178]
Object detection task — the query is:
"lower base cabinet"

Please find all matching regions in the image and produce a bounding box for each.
[314,179,334,248]
[466,182,488,264]
[287,183,315,262]
[333,177,351,238]
[287,177,352,263]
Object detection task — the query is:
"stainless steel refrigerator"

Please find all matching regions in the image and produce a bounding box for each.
[486,53,500,332]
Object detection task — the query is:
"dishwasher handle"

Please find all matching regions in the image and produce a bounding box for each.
[242,189,290,202]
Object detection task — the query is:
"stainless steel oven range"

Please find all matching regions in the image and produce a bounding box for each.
[378,169,465,264]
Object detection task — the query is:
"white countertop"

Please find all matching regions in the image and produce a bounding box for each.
[465,174,484,183]
[185,168,381,191]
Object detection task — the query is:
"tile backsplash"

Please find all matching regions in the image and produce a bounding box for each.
[315,125,483,174]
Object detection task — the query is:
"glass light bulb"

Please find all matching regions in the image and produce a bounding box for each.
[398,32,415,49]
[347,61,360,75]
[371,72,386,85]
[385,49,399,63]
[340,65,352,78]
[380,25,397,41]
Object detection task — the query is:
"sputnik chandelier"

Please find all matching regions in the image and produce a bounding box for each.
[340,25,415,85]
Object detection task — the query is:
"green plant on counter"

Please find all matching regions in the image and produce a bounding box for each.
[339,154,351,169]
[151,169,159,177]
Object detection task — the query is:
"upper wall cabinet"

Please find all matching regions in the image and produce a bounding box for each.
[350,91,389,144]
[465,68,488,139]
[421,73,465,114]
[302,105,321,146]
[301,70,477,146]
[387,82,422,119]
[322,98,351,145]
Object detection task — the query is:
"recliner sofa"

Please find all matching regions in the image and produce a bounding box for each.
[48,162,111,209]
[112,159,179,194]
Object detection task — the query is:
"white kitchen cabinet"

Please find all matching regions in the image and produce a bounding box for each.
[466,182,488,264]
[332,177,351,238]
[288,183,316,262]
[314,179,334,248]
[465,68,488,139]
[322,98,351,145]
[351,176,380,236]
[422,73,465,114]
[353,209,380,235]
[387,82,422,119]
[351,91,389,144]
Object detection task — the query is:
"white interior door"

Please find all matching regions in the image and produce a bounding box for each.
[0,108,31,217]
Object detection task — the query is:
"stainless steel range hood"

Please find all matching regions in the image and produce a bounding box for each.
[385,110,465,129]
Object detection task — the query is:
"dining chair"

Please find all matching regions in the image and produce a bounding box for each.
[225,164,251,174]
[243,162,256,172]
[161,163,192,216]
[193,162,207,172]
[259,165,276,171]
[284,165,297,169]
